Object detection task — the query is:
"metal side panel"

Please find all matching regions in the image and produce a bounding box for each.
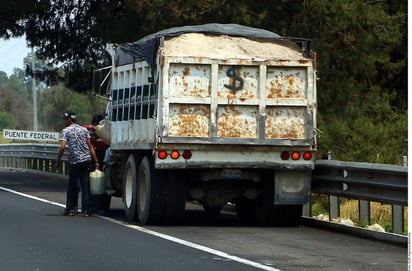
[111,120,155,149]
[162,59,314,143]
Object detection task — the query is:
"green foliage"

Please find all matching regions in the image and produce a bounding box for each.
[0,0,39,38]
[287,0,407,165]
[0,111,15,130]
[37,83,107,131]
[310,194,330,216]
[0,72,106,133]
[0,72,32,129]
[311,202,327,217]
[317,110,407,164]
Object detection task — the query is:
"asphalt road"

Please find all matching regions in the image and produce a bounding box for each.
[0,168,408,271]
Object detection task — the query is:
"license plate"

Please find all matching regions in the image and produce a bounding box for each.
[221,169,241,179]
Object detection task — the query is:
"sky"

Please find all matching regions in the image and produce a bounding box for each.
[0,36,32,76]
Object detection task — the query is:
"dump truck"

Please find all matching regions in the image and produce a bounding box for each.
[94,23,317,226]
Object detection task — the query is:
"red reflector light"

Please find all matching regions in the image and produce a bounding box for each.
[291,152,301,160]
[158,151,167,160]
[303,152,312,160]
[182,150,192,159]
[280,151,289,160]
[170,150,180,160]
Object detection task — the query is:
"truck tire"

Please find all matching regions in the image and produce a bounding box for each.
[164,171,187,224]
[123,154,139,222]
[273,204,302,227]
[234,198,257,224]
[255,172,302,227]
[255,173,276,226]
[136,156,167,225]
[202,205,222,216]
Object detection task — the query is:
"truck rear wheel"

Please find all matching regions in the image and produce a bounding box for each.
[164,171,186,224]
[123,154,139,222]
[255,172,303,226]
[136,156,167,225]
[255,173,276,226]
[273,204,302,226]
[235,198,257,224]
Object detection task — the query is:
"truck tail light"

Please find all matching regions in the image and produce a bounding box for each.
[182,150,192,159]
[280,151,290,160]
[303,151,312,160]
[291,151,301,160]
[170,150,180,159]
[158,150,168,160]
[157,150,192,160]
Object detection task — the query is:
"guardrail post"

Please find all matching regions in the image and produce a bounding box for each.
[50,160,55,173]
[392,205,404,234]
[329,195,339,219]
[41,159,46,171]
[402,156,407,167]
[28,158,33,169]
[358,200,370,226]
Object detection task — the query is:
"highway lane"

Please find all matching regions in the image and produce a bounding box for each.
[0,168,408,271]
[0,183,266,271]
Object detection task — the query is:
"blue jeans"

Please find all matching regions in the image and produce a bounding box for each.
[66,161,92,212]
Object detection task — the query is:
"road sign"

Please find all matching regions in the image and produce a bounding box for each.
[3,129,60,142]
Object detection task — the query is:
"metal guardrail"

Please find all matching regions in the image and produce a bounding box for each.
[0,143,69,175]
[312,160,407,205]
[0,143,408,235]
[308,159,407,235]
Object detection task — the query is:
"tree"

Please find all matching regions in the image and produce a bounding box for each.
[0,111,15,130]
[0,71,32,129]
[23,1,122,92]
[0,0,39,39]
[37,83,106,131]
[288,0,407,163]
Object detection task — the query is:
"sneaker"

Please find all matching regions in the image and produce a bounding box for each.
[63,209,78,216]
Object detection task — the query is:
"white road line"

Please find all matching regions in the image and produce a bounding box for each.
[0,185,282,271]
[0,185,65,208]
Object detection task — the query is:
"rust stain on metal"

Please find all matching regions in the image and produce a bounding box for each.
[266,74,305,98]
[169,64,211,97]
[217,105,257,138]
[183,66,190,76]
[264,107,305,139]
[168,105,210,137]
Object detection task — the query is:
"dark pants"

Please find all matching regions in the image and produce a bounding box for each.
[66,161,92,212]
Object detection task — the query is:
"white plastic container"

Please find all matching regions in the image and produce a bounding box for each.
[89,169,105,195]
